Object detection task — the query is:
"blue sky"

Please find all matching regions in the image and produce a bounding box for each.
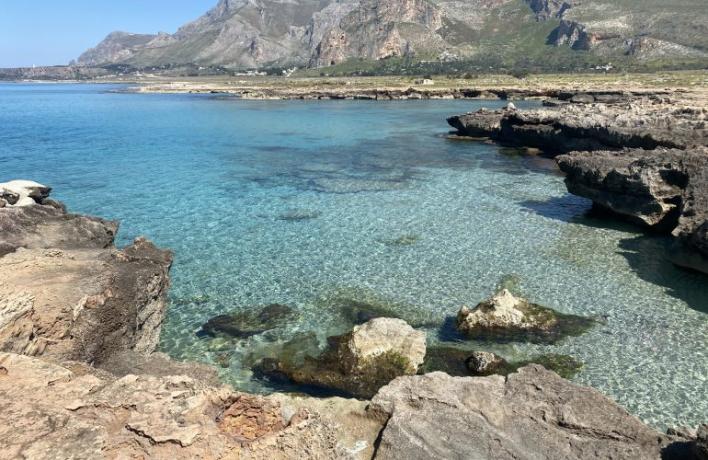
[0,1,216,67]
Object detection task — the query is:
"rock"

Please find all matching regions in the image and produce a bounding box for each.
[505,102,517,111]
[570,93,595,104]
[369,366,682,460]
[0,180,51,207]
[557,147,708,267]
[0,352,382,459]
[465,351,507,375]
[447,108,504,138]
[423,346,583,379]
[255,318,426,399]
[697,425,708,460]
[448,98,706,155]
[0,185,172,364]
[456,289,594,343]
[197,303,296,339]
[0,199,117,257]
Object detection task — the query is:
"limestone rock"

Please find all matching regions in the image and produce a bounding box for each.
[0,186,172,365]
[456,289,593,343]
[256,318,426,398]
[0,180,51,207]
[198,304,296,339]
[0,352,381,459]
[370,366,684,460]
[465,351,507,375]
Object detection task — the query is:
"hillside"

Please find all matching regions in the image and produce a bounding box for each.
[75,0,708,72]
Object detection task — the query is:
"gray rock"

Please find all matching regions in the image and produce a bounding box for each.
[370,366,681,460]
[697,425,708,460]
[465,351,507,375]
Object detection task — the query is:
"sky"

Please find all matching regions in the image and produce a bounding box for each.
[0,0,216,68]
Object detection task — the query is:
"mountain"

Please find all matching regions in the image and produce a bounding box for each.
[76,0,708,71]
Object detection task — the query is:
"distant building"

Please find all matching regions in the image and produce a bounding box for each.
[415,78,435,85]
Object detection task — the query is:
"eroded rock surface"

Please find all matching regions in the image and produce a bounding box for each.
[0,352,381,459]
[456,289,594,343]
[0,188,171,366]
[256,318,426,398]
[370,367,689,460]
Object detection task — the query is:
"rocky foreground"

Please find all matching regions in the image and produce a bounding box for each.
[448,93,708,274]
[1,181,706,459]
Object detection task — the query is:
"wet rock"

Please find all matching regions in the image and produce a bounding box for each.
[277,209,322,221]
[198,303,295,339]
[256,318,426,399]
[697,425,708,460]
[370,366,679,460]
[456,289,594,343]
[465,351,507,375]
[448,98,706,155]
[446,108,503,138]
[423,346,583,379]
[558,147,708,271]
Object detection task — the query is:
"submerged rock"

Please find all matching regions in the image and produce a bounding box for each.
[456,289,594,343]
[256,318,426,399]
[465,351,508,375]
[370,366,685,460]
[197,303,296,339]
[423,346,583,379]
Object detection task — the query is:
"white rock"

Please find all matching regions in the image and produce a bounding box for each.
[0,180,51,207]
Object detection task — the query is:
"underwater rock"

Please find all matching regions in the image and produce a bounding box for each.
[255,318,426,399]
[465,351,508,376]
[423,346,583,379]
[456,289,594,343]
[378,234,421,246]
[277,209,322,221]
[197,304,295,339]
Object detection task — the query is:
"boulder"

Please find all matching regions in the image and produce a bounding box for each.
[256,318,426,399]
[369,366,684,460]
[456,289,594,343]
[465,351,507,375]
[446,109,504,137]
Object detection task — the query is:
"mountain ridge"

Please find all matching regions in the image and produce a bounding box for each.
[75,0,708,71]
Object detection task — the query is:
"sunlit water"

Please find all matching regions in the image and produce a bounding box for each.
[1,83,706,430]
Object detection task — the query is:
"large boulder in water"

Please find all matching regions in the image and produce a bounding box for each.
[255,318,426,399]
[369,366,685,460]
[456,289,594,343]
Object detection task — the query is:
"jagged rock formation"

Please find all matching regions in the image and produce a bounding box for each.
[0,184,172,366]
[448,96,708,274]
[557,147,708,265]
[75,0,708,70]
[369,367,695,460]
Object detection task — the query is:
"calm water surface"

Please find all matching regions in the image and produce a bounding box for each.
[0,83,706,429]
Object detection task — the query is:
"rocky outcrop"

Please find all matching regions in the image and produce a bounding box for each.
[0,185,172,367]
[369,366,692,460]
[448,99,707,155]
[0,352,382,459]
[697,425,708,460]
[450,98,708,274]
[256,318,426,398]
[456,289,594,343]
[526,0,574,21]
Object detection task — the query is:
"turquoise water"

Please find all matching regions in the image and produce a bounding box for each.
[0,83,706,429]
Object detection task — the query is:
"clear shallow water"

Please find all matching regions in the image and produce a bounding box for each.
[1,83,706,429]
